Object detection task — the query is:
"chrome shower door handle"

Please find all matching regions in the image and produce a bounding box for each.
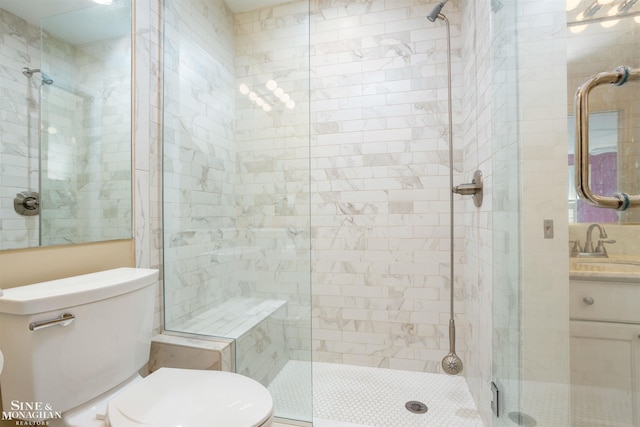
[575,66,640,211]
[29,313,75,331]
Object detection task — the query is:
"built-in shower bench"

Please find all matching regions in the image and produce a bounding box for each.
[178,296,287,339]
[154,296,289,386]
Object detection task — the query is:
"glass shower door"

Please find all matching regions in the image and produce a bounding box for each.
[566,2,640,425]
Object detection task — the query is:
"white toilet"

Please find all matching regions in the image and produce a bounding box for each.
[0,268,273,427]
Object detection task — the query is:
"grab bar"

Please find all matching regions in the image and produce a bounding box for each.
[574,66,640,211]
[29,313,75,331]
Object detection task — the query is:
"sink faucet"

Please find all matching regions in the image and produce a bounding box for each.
[574,223,615,257]
[584,223,607,253]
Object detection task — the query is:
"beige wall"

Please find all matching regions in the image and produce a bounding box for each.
[0,240,134,289]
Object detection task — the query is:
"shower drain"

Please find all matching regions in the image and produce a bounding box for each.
[405,401,428,414]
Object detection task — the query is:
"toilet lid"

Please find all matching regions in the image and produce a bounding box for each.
[106,368,273,427]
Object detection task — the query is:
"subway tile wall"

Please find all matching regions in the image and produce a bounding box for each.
[309,0,466,373]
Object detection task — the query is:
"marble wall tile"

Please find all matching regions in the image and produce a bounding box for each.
[134,0,163,336]
[309,0,466,373]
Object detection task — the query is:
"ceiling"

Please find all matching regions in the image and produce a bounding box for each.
[0,0,131,45]
[0,0,98,26]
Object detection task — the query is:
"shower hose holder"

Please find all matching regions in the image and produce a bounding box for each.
[453,169,483,207]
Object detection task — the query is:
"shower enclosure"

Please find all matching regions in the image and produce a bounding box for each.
[161,0,640,425]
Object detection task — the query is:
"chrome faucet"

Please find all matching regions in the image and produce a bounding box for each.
[570,223,616,258]
[584,223,607,253]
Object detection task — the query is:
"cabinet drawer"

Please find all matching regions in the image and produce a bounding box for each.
[570,280,640,323]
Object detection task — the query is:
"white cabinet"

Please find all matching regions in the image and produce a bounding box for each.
[570,279,640,427]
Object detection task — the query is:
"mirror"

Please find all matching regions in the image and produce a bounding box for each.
[567,1,640,223]
[0,0,133,250]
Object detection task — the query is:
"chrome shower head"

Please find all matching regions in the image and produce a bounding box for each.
[427,0,449,22]
[22,67,54,85]
[41,72,54,85]
[442,319,463,375]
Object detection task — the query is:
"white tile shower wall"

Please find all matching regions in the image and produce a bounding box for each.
[309,0,466,372]
[133,0,163,334]
[0,9,42,249]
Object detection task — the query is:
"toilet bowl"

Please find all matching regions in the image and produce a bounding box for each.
[106,368,273,427]
[0,268,273,427]
[54,369,274,427]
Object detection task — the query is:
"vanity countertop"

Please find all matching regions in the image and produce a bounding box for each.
[570,255,640,282]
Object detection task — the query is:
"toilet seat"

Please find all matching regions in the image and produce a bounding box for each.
[106,368,273,427]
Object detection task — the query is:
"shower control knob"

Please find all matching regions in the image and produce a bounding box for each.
[583,297,594,305]
[13,191,40,216]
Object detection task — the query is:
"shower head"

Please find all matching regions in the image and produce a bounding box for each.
[41,72,54,85]
[22,67,54,85]
[442,319,463,375]
[427,0,449,22]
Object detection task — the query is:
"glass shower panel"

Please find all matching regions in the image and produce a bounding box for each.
[162,0,311,423]
[567,2,640,425]
[491,0,522,425]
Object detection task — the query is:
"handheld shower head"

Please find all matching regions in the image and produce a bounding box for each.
[427,0,449,22]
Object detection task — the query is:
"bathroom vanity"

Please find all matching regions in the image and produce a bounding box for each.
[569,258,640,427]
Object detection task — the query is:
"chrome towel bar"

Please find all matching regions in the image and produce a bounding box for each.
[574,66,640,211]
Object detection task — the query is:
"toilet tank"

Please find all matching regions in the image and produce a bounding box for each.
[0,268,158,420]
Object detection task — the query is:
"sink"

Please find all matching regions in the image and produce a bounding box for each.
[570,258,640,282]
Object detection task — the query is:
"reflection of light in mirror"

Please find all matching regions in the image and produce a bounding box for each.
[266,80,277,91]
[575,11,585,20]
[597,0,613,4]
[600,19,619,27]
[601,5,620,27]
[93,0,113,4]
[569,24,587,33]
[273,88,284,98]
[286,100,295,109]
[635,15,640,23]
[567,0,580,11]
[47,127,58,134]
[238,83,272,112]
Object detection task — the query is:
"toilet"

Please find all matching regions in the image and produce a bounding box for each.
[0,268,273,427]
